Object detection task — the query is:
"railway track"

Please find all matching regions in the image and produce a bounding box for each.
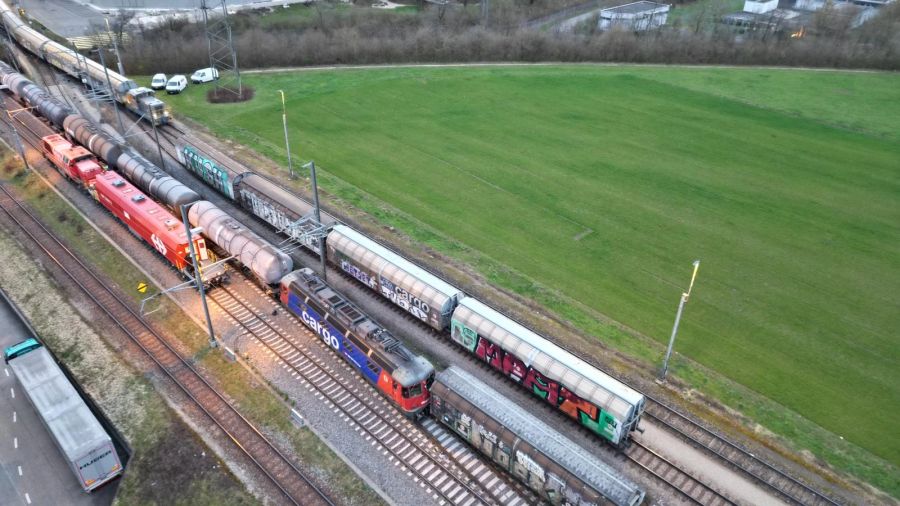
[141,95,842,506]
[643,399,841,506]
[0,167,333,506]
[206,278,532,506]
[625,441,736,505]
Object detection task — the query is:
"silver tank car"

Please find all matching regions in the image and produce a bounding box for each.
[431,366,645,506]
[188,200,293,285]
[0,62,72,127]
[63,115,200,209]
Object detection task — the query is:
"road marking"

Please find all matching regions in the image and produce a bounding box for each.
[17,465,22,476]
[4,368,7,376]
[12,411,16,423]
[10,387,14,399]
[25,492,31,504]
[14,437,18,449]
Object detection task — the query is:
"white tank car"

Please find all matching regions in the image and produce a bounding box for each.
[0,0,170,125]
[188,201,293,285]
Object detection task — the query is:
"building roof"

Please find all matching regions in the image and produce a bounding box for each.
[602,1,669,15]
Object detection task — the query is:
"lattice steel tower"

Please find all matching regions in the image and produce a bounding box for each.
[200,0,241,96]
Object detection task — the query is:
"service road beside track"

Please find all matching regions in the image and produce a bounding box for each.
[0,290,118,506]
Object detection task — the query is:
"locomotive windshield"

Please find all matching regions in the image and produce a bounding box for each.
[403,384,423,398]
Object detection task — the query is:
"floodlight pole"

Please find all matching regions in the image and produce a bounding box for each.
[278,90,294,179]
[305,160,326,281]
[181,204,217,349]
[659,260,700,381]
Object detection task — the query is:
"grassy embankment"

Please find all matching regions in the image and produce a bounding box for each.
[0,152,382,505]
[160,65,900,496]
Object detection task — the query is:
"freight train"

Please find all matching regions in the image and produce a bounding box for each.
[176,138,647,448]
[0,45,646,446]
[0,0,171,125]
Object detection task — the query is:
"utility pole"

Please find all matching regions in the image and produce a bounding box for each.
[104,17,126,76]
[151,119,166,170]
[659,260,700,381]
[278,90,294,179]
[305,160,326,281]
[1,103,30,173]
[95,47,125,135]
[181,204,217,349]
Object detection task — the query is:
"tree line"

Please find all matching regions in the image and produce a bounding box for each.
[116,0,900,73]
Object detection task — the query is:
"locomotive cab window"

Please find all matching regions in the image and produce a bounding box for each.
[402,384,423,398]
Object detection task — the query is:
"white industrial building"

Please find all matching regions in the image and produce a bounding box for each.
[598,1,671,31]
[743,0,778,13]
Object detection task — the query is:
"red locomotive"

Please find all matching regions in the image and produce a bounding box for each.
[93,171,226,284]
[40,134,104,187]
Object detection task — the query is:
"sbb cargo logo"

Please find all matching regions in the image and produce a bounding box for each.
[301,307,340,350]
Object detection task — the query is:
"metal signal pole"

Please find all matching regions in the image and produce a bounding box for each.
[659,260,700,381]
[305,160,326,281]
[181,204,217,349]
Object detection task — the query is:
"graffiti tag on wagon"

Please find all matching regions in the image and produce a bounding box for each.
[379,277,430,321]
[340,260,377,289]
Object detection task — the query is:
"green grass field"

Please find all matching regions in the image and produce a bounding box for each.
[160,65,900,487]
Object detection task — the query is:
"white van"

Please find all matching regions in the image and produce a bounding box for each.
[150,73,167,90]
[165,75,187,94]
[191,67,219,84]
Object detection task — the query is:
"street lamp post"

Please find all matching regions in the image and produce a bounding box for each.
[277,90,294,179]
[659,260,700,381]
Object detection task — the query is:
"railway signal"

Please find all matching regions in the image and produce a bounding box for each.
[659,259,700,381]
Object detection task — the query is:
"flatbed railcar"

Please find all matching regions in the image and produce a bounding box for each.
[431,366,645,506]
[280,268,434,416]
[0,0,171,125]
[4,339,123,492]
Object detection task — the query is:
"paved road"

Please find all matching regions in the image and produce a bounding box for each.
[18,0,105,38]
[0,289,116,506]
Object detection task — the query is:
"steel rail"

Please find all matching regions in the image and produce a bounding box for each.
[0,160,332,506]
[208,281,495,506]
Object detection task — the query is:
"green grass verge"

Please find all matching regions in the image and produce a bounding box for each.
[3,156,382,505]
[156,65,900,495]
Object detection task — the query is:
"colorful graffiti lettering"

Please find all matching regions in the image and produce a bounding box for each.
[462,326,614,441]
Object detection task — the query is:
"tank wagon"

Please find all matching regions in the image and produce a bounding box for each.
[5,339,123,492]
[0,0,170,125]
[0,62,198,208]
[451,297,644,446]
[327,225,465,331]
[281,268,434,416]
[189,200,293,285]
[431,367,644,506]
[175,137,340,254]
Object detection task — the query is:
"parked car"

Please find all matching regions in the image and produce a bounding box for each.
[191,67,219,84]
[165,75,187,94]
[150,73,167,90]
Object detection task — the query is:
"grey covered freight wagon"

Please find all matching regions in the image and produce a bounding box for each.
[326,224,465,330]
[5,339,123,492]
[431,366,645,506]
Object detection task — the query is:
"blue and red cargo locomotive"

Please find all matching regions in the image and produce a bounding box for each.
[281,268,434,415]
